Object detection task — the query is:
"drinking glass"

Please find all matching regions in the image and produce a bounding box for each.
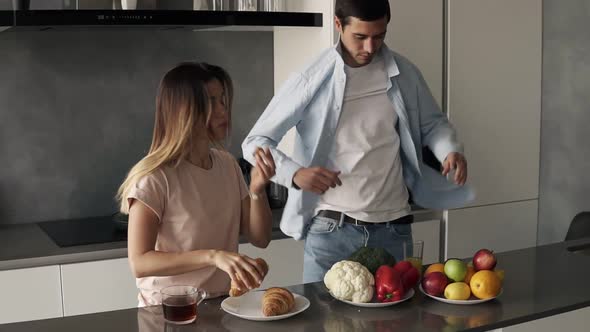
[161,286,207,325]
[403,240,424,274]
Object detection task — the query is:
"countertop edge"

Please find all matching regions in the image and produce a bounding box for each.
[0,247,129,270]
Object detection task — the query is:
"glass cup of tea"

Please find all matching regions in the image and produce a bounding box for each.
[161,286,207,325]
[403,240,424,275]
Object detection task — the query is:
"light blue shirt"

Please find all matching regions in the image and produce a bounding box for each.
[242,43,475,240]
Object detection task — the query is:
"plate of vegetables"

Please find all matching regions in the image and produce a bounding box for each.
[329,288,415,307]
[324,258,418,308]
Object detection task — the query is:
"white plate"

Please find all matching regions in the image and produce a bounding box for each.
[221,290,310,321]
[419,284,503,305]
[329,288,414,307]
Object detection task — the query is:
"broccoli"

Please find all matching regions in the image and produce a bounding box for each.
[347,247,397,275]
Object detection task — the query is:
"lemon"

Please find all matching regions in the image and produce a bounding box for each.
[444,282,471,300]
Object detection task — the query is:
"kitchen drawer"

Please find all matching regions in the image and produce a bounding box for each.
[0,265,63,324]
[60,258,138,316]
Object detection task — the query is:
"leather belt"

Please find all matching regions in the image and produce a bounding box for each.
[317,210,413,226]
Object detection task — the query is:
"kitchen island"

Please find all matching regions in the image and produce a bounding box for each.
[1,238,589,332]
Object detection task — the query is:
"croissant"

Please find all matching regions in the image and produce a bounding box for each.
[229,257,269,297]
[262,287,295,317]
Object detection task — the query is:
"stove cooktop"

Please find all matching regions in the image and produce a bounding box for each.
[38,215,127,247]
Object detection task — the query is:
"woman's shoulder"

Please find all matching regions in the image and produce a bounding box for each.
[136,167,169,191]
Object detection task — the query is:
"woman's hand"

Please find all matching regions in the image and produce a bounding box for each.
[213,251,266,291]
[249,147,276,194]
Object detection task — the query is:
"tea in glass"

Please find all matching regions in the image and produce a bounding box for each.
[161,286,207,325]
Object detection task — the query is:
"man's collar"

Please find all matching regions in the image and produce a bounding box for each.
[335,39,345,63]
[333,40,400,78]
[379,43,400,78]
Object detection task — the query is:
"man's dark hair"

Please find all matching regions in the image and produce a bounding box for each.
[335,0,391,28]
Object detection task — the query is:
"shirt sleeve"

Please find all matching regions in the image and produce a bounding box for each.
[415,64,464,162]
[127,170,167,223]
[241,72,309,189]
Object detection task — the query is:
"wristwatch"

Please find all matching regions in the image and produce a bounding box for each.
[250,191,260,201]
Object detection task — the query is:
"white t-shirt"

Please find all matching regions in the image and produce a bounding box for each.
[315,55,410,222]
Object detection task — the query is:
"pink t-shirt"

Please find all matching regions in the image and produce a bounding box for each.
[128,149,249,305]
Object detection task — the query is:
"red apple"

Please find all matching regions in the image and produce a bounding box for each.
[421,271,449,296]
[472,249,497,271]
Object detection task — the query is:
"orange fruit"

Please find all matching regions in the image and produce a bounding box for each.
[470,270,501,299]
[464,265,476,284]
[424,263,445,277]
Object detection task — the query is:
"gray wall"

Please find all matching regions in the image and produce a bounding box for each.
[539,0,590,244]
[0,30,273,225]
[0,0,12,10]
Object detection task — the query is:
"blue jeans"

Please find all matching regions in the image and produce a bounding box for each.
[303,215,413,283]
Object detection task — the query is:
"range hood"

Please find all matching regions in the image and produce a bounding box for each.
[0,1,322,31]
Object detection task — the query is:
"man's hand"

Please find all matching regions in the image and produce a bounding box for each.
[442,152,468,186]
[293,167,342,194]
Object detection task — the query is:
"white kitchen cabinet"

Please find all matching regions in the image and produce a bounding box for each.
[446,0,542,207]
[411,218,440,264]
[239,238,305,288]
[60,258,138,316]
[445,200,538,260]
[388,0,444,106]
[0,265,63,324]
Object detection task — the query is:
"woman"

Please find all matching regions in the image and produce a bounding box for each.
[117,62,275,305]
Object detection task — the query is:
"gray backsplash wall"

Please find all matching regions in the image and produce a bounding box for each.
[0,30,273,225]
[539,0,590,244]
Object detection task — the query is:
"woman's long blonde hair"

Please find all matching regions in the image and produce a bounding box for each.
[117,62,234,213]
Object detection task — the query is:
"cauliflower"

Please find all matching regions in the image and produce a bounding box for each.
[324,260,375,303]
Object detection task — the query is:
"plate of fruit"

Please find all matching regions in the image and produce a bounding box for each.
[419,249,504,305]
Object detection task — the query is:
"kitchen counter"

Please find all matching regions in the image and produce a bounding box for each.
[0,214,285,271]
[0,207,438,271]
[1,238,589,332]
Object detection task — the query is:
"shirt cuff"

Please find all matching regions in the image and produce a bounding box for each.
[275,158,303,189]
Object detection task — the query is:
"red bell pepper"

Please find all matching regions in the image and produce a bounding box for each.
[393,260,420,290]
[375,265,405,302]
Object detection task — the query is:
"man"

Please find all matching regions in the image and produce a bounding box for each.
[242,0,474,283]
